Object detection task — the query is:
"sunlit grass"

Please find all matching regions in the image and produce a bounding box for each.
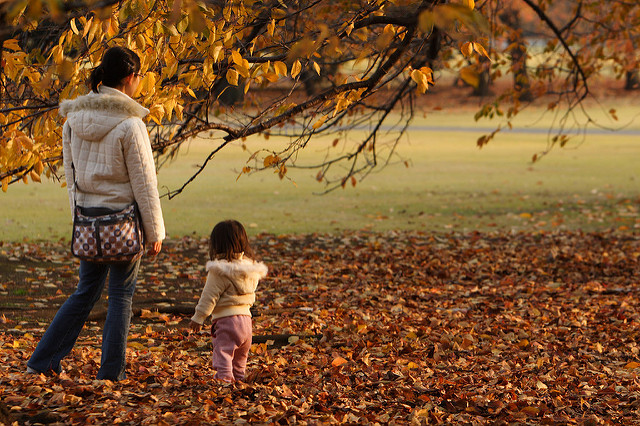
[1,107,638,242]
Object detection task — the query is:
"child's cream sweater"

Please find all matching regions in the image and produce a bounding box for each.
[191,257,268,324]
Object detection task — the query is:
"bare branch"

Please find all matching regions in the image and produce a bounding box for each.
[520,0,589,95]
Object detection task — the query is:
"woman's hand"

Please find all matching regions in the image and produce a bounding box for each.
[190,321,202,332]
[147,241,162,256]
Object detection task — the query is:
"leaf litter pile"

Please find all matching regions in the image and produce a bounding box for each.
[1,230,639,424]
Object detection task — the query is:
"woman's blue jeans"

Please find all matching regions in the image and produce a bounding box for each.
[27,259,140,381]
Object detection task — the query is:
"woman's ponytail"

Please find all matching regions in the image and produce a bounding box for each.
[89,65,105,93]
[87,47,140,93]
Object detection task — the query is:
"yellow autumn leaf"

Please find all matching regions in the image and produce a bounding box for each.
[147,105,164,125]
[312,115,327,130]
[3,39,20,51]
[139,309,153,318]
[34,161,44,175]
[16,135,34,150]
[57,58,75,82]
[145,72,157,94]
[331,357,348,367]
[415,409,430,418]
[375,24,395,50]
[128,341,145,350]
[236,166,252,181]
[344,22,354,36]
[107,16,119,37]
[226,68,239,86]
[278,164,287,179]
[291,60,302,78]
[70,19,80,35]
[233,57,251,78]
[267,19,275,36]
[274,61,287,76]
[271,8,286,19]
[231,49,243,66]
[473,42,490,58]
[463,0,475,9]
[264,72,279,83]
[411,69,429,94]
[163,98,177,121]
[461,41,474,57]
[263,154,280,167]
[459,66,480,88]
[312,61,321,75]
[29,170,41,183]
[51,45,64,65]
[625,361,640,370]
[210,44,224,62]
[2,177,9,193]
[87,19,101,45]
[82,17,93,37]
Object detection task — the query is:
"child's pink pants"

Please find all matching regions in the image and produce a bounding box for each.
[210,315,252,382]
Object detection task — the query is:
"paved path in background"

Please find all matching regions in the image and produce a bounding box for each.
[274,122,640,136]
[404,125,640,135]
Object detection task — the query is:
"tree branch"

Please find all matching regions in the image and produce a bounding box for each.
[520,0,589,95]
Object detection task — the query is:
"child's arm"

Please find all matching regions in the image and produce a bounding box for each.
[191,267,227,325]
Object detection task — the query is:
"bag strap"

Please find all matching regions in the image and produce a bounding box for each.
[68,122,81,221]
[69,124,79,211]
[71,162,78,211]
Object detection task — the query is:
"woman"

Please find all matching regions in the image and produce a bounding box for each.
[27,46,165,381]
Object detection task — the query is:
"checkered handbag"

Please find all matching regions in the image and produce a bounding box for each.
[71,203,144,263]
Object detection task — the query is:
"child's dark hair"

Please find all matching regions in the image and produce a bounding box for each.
[89,46,141,93]
[209,220,255,261]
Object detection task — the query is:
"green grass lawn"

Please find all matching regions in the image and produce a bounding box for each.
[1,108,638,242]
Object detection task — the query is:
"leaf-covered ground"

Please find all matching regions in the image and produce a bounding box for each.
[1,231,639,424]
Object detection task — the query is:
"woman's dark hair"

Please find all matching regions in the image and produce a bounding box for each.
[209,220,255,261]
[89,46,141,92]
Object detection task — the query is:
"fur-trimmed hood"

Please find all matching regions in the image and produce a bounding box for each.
[206,258,268,295]
[59,86,149,142]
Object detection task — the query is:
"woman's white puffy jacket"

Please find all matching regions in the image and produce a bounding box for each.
[60,86,165,243]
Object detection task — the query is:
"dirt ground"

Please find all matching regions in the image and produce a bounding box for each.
[0,237,208,329]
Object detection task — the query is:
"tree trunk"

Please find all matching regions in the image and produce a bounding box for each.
[471,57,492,97]
[625,70,640,90]
[499,8,534,102]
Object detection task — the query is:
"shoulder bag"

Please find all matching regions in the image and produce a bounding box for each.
[70,164,144,263]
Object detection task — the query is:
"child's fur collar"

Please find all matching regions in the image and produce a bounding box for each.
[206,258,268,280]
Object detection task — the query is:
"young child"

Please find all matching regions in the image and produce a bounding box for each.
[190,220,268,382]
